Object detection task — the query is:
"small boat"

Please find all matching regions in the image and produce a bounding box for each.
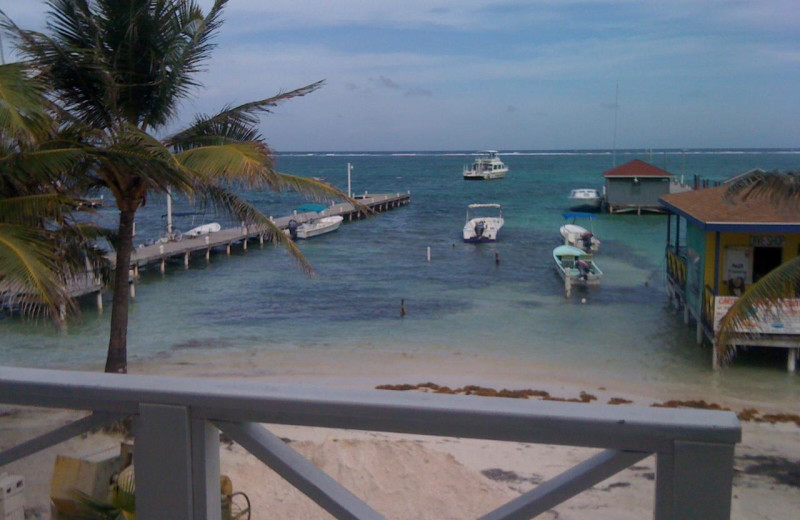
[568,188,603,212]
[287,204,343,239]
[463,203,504,243]
[185,222,221,238]
[553,245,603,286]
[560,212,600,253]
[463,151,508,180]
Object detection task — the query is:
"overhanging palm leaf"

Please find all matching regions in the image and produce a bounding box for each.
[0,147,86,186]
[0,62,53,145]
[201,185,313,275]
[0,192,76,225]
[725,169,800,206]
[0,223,68,315]
[167,80,325,150]
[715,256,800,364]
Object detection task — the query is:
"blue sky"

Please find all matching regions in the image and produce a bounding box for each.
[4,0,799,151]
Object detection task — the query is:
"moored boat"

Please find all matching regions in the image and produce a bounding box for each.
[463,203,504,243]
[287,204,344,239]
[560,212,600,253]
[553,245,603,286]
[463,151,508,180]
[568,188,603,212]
[185,222,221,237]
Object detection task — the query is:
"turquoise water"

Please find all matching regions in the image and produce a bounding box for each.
[1,150,798,404]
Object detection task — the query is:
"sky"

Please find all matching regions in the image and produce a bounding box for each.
[2,0,799,151]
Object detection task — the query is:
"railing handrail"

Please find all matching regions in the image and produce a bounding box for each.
[0,367,739,449]
[0,366,742,520]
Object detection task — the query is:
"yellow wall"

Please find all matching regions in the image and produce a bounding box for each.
[704,231,800,295]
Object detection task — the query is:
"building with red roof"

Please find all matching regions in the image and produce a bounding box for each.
[602,159,682,214]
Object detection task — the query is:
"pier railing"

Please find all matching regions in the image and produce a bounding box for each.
[665,246,687,288]
[0,367,741,520]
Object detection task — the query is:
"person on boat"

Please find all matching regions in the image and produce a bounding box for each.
[580,232,594,251]
[576,259,591,281]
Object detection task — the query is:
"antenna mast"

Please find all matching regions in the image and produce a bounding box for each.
[612,83,619,167]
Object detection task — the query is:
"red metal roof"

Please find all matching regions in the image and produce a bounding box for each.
[602,159,673,178]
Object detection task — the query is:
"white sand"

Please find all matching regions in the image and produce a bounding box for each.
[1,350,798,519]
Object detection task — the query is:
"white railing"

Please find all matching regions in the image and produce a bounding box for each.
[0,367,740,520]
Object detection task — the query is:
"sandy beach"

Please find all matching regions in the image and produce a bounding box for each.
[1,349,798,519]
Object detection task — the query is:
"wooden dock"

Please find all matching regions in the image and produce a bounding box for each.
[74,192,410,305]
[116,191,409,268]
[2,192,410,314]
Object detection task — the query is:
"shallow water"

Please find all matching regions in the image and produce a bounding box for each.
[1,150,798,407]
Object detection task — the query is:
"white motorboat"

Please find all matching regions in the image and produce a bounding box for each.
[463,151,508,180]
[289,216,343,239]
[287,204,343,239]
[463,203,504,243]
[553,245,603,286]
[185,222,221,238]
[560,212,600,253]
[568,188,603,212]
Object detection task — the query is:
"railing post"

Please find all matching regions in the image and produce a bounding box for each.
[192,419,221,520]
[655,441,735,520]
[136,404,194,520]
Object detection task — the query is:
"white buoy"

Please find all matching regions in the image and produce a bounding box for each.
[427,246,431,262]
[581,298,586,304]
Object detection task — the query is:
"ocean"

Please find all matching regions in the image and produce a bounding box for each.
[1,149,798,406]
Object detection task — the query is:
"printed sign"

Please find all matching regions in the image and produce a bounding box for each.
[723,247,752,287]
[750,235,784,247]
[714,296,800,334]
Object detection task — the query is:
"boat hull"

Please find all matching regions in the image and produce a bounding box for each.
[293,216,344,239]
[463,217,504,242]
[463,169,508,180]
[567,189,603,212]
[185,222,222,237]
[568,199,602,212]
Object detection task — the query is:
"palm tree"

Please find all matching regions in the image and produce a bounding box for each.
[715,169,800,365]
[0,60,100,321]
[3,0,357,373]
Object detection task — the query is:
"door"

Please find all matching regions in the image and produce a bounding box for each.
[752,246,783,283]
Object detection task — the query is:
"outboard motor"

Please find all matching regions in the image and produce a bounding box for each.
[474,220,486,239]
[576,259,590,281]
[580,231,593,251]
[287,219,298,240]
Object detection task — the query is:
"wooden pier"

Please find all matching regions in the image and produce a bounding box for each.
[79,192,409,306]
[117,191,408,267]
[2,192,409,314]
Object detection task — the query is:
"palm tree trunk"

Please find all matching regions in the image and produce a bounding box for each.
[105,207,136,373]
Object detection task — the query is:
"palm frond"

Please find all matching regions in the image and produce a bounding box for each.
[272,173,372,216]
[715,256,800,364]
[0,62,53,146]
[175,141,276,188]
[143,0,230,128]
[0,192,76,225]
[724,169,800,207]
[199,185,313,275]
[0,223,68,315]
[0,147,86,187]
[166,80,325,150]
[89,125,196,202]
